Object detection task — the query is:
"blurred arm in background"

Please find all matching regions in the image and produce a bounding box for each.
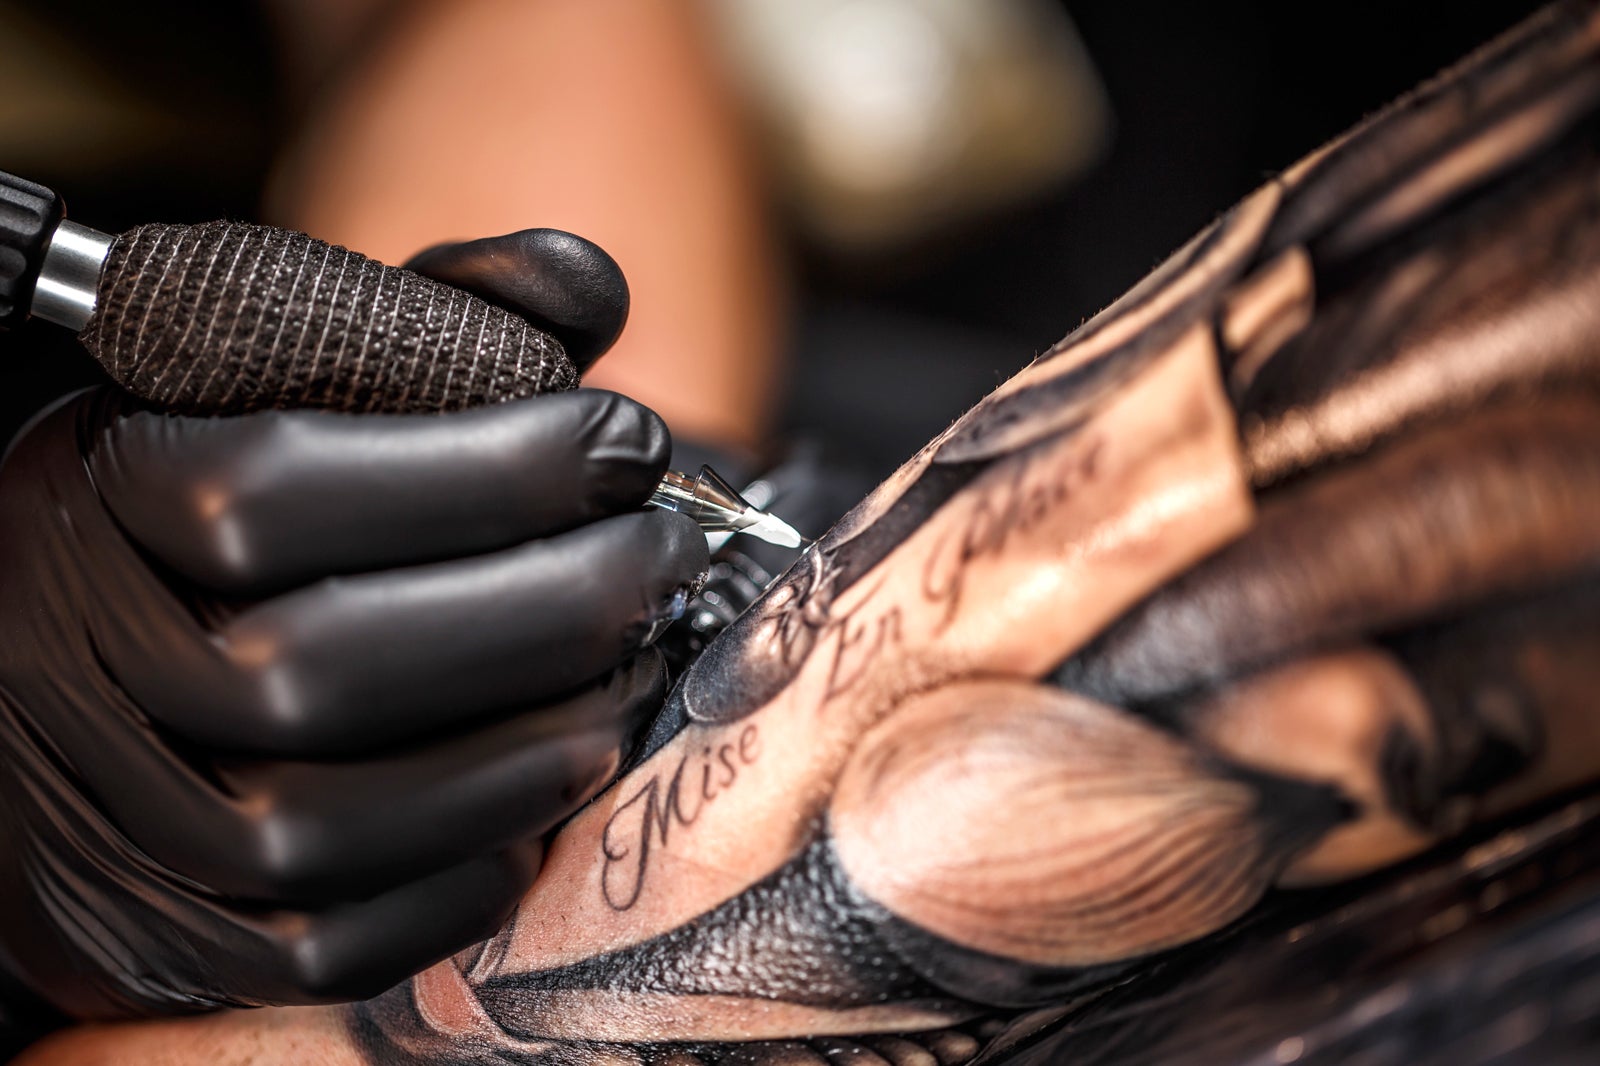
[266,0,785,455]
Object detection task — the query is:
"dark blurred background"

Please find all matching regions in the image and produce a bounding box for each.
[0,0,1548,466]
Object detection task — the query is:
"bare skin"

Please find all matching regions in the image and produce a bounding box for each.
[269,0,784,453]
[22,3,1600,1063]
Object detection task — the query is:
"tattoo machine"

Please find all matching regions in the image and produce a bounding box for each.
[0,169,802,547]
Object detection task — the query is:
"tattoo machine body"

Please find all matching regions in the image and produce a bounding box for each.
[0,170,799,546]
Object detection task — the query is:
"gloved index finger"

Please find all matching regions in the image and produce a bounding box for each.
[88,388,671,596]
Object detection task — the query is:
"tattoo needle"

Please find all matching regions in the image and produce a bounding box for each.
[647,466,805,548]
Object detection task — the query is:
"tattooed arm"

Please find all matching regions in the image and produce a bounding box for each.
[23,3,1600,1063]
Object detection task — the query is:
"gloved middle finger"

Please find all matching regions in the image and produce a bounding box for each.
[108,508,708,754]
[87,388,673,597]
[134,654,665,904]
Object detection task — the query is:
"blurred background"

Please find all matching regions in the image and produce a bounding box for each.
[0,0,1547,476]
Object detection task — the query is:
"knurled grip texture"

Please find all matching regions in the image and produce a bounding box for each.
[0,172,65,330]
[77,222,578,415]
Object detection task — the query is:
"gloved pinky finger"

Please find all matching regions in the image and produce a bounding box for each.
[28,838,543,1018]
[232,840,543,1008]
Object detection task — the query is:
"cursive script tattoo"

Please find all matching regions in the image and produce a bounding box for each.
[600,724,761,910]
[739,434,1107,716]
[922,435,1105,630]
[820,577,905,703]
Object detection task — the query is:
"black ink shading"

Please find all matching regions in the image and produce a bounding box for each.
[349,756,1345,1064]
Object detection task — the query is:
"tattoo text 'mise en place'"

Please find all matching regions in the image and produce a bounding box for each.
[597,429,1105,912]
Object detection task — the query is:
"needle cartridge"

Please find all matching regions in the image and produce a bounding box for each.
[647,466,803,548]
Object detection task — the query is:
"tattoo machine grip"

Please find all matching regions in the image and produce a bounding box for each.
[0,168,578,414]
[0,163,573,413]
[77,221,577,415]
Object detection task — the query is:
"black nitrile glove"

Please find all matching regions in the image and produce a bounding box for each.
[0,232,710,1023]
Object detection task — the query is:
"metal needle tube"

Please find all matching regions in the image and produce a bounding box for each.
[31,220,113,331]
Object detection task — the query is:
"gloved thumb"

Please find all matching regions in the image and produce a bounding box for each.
[405,229,629,373]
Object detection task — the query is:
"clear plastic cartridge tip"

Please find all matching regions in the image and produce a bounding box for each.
[648,465,804,548]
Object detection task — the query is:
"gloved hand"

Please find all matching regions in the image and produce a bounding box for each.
[0,231,710,1022]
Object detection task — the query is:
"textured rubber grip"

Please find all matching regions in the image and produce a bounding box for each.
[77,222,578,414]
